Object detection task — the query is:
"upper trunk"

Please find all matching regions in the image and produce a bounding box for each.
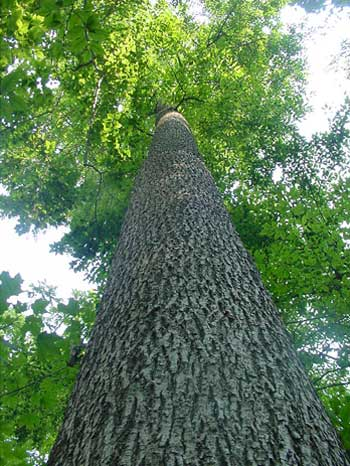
[48,110,349,465]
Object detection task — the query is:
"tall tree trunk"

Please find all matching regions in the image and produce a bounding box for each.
[48,110,349,466]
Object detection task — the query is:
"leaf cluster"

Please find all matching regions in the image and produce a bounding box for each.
[0,272,96,465]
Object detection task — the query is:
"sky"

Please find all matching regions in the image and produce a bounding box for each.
[281,2,350,137]
[0,217,91,299]
[0,2,349,300]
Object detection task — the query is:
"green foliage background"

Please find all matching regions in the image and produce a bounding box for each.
[0,272,96,465]
[0,0,349,463]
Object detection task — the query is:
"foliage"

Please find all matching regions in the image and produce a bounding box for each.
[334,37,350,80]
[0,272,96,465]
[293,0,350,12]
[0,0,349,461]
[0,0,306,280]
[228,102,350,450]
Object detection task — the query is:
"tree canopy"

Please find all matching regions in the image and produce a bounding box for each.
[293,0,350,13]
[0,0,349,463]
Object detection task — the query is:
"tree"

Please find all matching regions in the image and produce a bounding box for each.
[1,0,350,462]
[47,108,349,465]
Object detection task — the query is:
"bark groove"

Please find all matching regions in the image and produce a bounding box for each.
[48,111,349,466]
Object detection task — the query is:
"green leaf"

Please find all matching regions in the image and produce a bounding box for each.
[32,299,48,315]
[0,272,22,313]
[24,315,43,336]
[10,92,28,112]
[36,332,62,360]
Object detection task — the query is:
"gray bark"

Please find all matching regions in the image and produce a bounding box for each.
[48,110,349,465]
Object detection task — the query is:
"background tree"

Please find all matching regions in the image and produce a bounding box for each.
[0,0,349,463]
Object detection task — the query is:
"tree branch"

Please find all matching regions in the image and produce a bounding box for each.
[175,96,204,110]
[313,365,350,385]
[134,124,153,138]
[316,381,350,391]
[73,59,94,71]
[84,74,104,165]
[206,9,234,47]
[0,366,68,399]
[286,313,339,325]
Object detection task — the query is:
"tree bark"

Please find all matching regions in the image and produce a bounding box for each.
[48,110,349,465]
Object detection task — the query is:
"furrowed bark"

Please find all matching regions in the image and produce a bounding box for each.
[48,110,349,466]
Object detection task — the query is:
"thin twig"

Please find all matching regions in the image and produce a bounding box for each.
[73,59,94,71]
[84,74,104,165]
[313,365,350,385]
[316,381,350,391]
[0,366,68,398]
[206,9,234,47]
[175,96,205,110]
[83,162,104,175]
[286,313,338,326]
[134,124,153,138]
